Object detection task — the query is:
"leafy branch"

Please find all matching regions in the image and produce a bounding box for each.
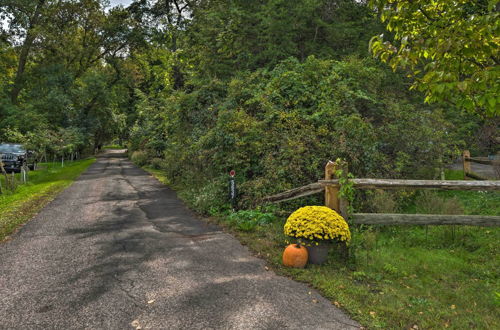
[334,158,355,215]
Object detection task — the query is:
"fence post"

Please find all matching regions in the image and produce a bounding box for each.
[325,161,339,211]
[463,150,471,179]
[329,159,350,262]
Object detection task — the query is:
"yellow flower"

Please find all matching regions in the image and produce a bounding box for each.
[284,206,351,243]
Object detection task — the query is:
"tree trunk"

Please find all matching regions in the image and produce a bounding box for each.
[10,0,47,104]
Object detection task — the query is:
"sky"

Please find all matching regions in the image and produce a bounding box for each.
[109,0,134,7]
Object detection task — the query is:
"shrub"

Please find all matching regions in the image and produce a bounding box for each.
[157,57,455,210]
[415,191,463,215]
[178,176,229,215]
[284,206,351,244]
[150,158,165,170]
[370,189,398,213]
[130,150,148,167]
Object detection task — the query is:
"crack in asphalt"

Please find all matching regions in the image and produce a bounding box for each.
[113,274,147,311]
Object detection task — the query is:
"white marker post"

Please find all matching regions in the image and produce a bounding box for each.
[229,170,237,210]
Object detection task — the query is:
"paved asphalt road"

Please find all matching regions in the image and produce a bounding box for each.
[0,151,359,330]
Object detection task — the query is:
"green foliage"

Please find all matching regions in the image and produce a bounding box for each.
[226,210,276,231]
[187,0,383,77]
[138,56,457,211]
[414,191,463,215]
[149,158,165,170]
[0,127,88,160]
[335,158,355,214]
[177,176,229,216]
[370,0,500,116]
[130,150,148,167]
[0,0,137,152]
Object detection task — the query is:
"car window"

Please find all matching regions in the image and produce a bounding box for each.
[0,144,25,153]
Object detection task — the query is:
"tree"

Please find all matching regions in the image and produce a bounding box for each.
[0,0,48,104]
[0,0,140,151]
[369,0,499,117]
[129,0,198,89]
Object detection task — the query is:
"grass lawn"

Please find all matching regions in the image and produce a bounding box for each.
[0,158,95,241]
[145,166,500,329]
[234,221,499,329]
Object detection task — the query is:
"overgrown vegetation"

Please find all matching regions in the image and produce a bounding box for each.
[125,0,497,214]
[0,158,95,241]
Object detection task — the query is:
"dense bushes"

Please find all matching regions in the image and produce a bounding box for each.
[130,151,148,167]
[129,56,458,213]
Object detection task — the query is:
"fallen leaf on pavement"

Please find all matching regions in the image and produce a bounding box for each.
[131,319,142,330]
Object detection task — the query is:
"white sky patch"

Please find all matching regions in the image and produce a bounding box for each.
[109,0,134,7]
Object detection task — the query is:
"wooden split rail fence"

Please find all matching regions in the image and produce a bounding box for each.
[264,160,500,227]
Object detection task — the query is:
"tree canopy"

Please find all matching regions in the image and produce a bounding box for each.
[369,0,499,117]
[0,0,497,207]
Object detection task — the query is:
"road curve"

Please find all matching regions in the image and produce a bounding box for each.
[0,151,359,329]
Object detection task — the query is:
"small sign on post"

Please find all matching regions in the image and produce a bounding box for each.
[228,170,237,209]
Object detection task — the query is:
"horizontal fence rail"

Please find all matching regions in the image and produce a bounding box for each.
[264,179,500,204]
[263,159,500,226]
[263,183,323,203]
[319,179,500,191]
[351,213,500,227]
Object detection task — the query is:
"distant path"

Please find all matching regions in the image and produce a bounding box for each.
[0,150,359,329]
[449,158,497,179]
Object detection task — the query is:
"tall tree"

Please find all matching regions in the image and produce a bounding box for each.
[0,0,48,104]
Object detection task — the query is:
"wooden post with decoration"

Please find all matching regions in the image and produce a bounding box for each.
[324,161,339,211]
[463,150,471,179]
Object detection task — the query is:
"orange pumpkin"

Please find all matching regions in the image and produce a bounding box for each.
[282,243,308,268]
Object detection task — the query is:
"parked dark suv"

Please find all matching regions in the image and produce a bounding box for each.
[0,143,37,172]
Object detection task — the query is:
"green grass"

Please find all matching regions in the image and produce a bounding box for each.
[103,144,125,149]
[230,221,499,329]
[0,158,95,241]
[142,166,171,185]
[444,169,465,180]
[145,166,500,329]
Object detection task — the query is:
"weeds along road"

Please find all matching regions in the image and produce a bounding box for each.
[0,150,359,330]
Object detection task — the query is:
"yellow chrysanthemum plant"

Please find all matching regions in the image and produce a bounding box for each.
[284,206,351,246]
